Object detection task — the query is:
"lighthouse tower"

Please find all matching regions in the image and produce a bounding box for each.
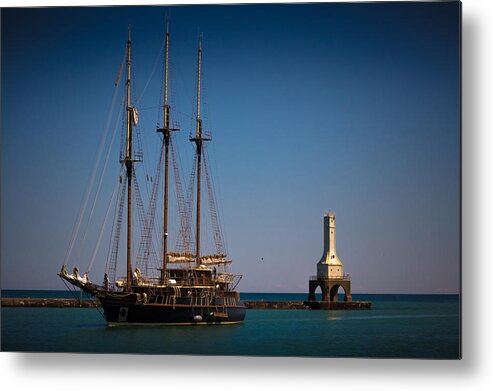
[317,212,343,279]
[308,212,352,303]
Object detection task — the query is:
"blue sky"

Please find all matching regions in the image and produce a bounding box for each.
[1,2,460,293]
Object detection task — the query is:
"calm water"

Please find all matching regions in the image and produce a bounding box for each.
[1,291,460,358]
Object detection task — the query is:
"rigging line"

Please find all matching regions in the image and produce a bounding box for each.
[93,300,107,320]
[87,170,122,273]
[170,137,190,253]
[77,93,125,260]
[202,147,224,255]
[153,171,164,256]
[156,35,166,129]
[60,279,84,302]
[119,97,126,162]
[136,108,155,200]
[138,106,161,111]
[135,170,160,276]
[63,54,125,267]
[136,35,166,105]
[176,148,194,253]
[207,141,228,255]
[184,153,198,253]
[104,166,125,274]
[133,171,157,265]
[106,172,127,285]
[173,108,194,121]
[136,140,165,272]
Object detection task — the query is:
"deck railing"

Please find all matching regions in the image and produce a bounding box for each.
[114,272,242,289]
[309,274,351,281]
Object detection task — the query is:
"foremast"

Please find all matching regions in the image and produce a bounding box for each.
[157,17,179,283]
[190,34,210,268]
[123,26,138,291]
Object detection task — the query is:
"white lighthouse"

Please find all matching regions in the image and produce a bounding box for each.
[317,212,343,279]
[308,211,352,303]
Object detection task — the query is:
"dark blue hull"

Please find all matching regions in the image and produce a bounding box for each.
[98,294,246,325]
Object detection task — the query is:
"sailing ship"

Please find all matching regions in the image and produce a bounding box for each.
[58,20,246,325]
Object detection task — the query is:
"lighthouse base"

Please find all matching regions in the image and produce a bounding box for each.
[308,277,352,302]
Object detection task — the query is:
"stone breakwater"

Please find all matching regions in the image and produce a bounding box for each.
[1,298,99,308]
[244,301,309,309]
[303,301,372,310]
[1,298,371,310]
[245,301,371,310]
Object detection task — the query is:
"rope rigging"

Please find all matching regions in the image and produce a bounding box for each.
[171,136,194,255]
[136,34,166,106]
[202,146,225,255]
[179,152,198,254]
[76,93,125,266]
[136,140,165,276]
[87,168,123,274]
[106,174,127,288]
[132,169,159,276]
[63,48,127,268]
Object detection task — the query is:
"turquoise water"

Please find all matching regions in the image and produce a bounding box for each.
[1,291,460,358]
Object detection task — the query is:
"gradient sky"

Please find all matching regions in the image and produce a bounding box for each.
[1,2,460,293]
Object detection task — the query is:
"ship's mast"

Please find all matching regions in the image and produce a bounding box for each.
[125,26,133,291]
[157,17,179,283]
[190,34,210,267]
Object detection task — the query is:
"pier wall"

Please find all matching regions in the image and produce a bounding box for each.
[1,298,99,308]
[303,301,372,310]
[1,298,371,310]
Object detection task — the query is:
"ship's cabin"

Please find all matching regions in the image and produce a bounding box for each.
[167,267,214,286]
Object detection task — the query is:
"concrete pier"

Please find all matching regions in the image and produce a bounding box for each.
[303,300,372,310]
[244,301,309,309]
[1,298,99,308]
[1,298,371,310]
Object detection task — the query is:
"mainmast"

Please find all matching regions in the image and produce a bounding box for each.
[124,25,134,291]
[157,16,179,283]
[190,34,210,267]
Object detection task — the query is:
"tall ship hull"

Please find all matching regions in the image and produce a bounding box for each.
[58,269,246,325]
[98,293,245,325]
